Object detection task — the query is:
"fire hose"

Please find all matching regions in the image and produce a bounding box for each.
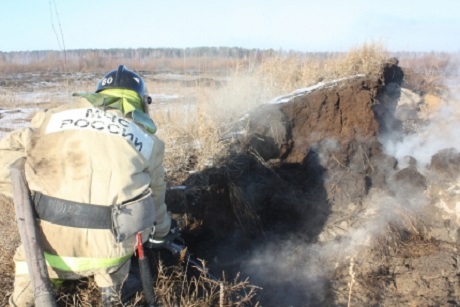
[11,162,57,307]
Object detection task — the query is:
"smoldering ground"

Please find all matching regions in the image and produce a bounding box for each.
[235,89,460,305]
[177,66,460,306]
[382,100,460,168]
[241,186,429,305]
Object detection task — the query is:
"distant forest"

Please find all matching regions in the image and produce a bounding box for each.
[0,47,306,73]
[0,46,457,74]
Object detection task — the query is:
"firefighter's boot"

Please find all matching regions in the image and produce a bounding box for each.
[100,285,123,307]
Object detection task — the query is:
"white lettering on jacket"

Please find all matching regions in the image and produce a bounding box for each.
[45,108,154,159]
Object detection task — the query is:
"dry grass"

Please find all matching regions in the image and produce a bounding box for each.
[253,41,389,97]
[53,259,260,307]
[228,183,265,235]
[154,260,260,307]
[335,42,389,77]
[0,195,19,307]
[331,206,431,306]
[150,86,227,178]
[152,42,392,177]
[398,52,459,95]
[0,42,454,305]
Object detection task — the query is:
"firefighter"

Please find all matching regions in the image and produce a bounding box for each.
[0,65,176,306]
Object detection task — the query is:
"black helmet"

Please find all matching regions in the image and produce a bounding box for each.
[96,65,146,98]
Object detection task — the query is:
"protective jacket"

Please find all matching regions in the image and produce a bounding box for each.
[0,97,170,275]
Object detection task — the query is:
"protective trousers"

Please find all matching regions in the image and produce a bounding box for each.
[9,245,131,307]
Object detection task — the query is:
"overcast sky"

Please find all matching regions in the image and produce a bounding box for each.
[1,0,459,53]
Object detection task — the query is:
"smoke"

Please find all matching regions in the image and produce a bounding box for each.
[225,68,460,305]
[240,88,459,304]
[208,72,277,124]
[382,101,460,167]
[242,187,427,305]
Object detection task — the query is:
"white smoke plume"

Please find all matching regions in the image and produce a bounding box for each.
[243,186,428,304]
[241,86,460,304]
[382,100,460,167]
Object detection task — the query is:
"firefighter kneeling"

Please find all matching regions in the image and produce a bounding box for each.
[0,65,177,306]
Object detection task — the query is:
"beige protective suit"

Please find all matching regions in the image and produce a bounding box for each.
[0,98,171,306]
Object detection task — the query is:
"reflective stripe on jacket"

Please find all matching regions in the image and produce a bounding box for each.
[15,252,133,275]
[0,98,171,273]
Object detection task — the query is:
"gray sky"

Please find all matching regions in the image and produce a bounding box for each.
[1,0,459,52]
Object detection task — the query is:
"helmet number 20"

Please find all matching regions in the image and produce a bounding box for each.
[101,77,113,86]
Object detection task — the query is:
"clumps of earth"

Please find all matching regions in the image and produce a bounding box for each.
[167,59,460,306]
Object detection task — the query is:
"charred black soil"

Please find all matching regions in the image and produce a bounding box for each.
[166,62,460,306]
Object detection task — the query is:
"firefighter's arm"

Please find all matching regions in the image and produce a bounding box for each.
[148,137,171,238]
[0,111,45,198]
[0,128,32,198]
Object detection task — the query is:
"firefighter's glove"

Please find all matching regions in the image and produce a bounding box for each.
[146,219,180,249]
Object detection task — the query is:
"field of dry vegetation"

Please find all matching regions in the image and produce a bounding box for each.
[147,44,459,176]
[0,43,459,306]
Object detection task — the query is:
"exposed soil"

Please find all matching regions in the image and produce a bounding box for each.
[166,62,460,306]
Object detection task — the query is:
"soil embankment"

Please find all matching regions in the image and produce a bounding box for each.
[168,60,460,306]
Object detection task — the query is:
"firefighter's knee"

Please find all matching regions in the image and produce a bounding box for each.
[94,259,131,288]
[10,277,34,307]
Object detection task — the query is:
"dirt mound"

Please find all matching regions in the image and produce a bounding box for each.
[168,61,460,306]
[169,63,403,234]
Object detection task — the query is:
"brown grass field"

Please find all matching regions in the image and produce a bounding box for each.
[0,43,458,306]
